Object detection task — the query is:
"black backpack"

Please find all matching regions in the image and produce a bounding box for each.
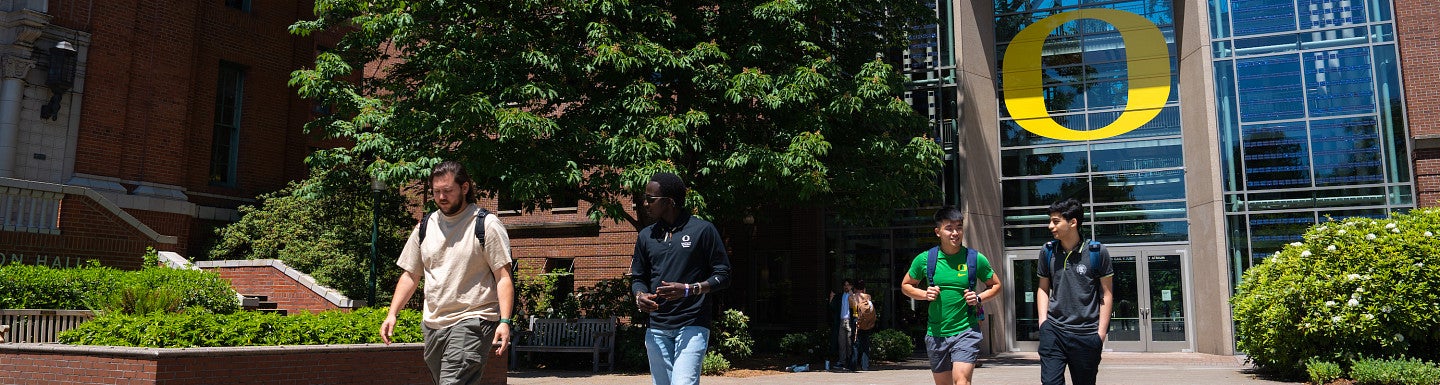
[418,208,490,245]
[1040,239,1103,279]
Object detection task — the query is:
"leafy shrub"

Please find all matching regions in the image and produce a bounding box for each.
[614,325,650,372]
[1231,209,1440,374]
[58,307,422,347]
[869,329,915,362]
[92,286,184,315]
[0,257,238,314]
[208,163,414,306]
[1307,358,1343,385]
[575,276,645,323]
[710,309,754,360]
[701,351,730,375]
[1349,357,1440,385]
[780,329,828,358]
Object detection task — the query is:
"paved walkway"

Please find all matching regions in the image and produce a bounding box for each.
[508,352,1299,384]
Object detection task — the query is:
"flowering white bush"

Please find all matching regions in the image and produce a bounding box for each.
[1232,208,1440,375]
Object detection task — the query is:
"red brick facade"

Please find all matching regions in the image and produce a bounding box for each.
[0,343,506,385]
[1396,1,1440,206]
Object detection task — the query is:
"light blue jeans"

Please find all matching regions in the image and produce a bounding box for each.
[645,326,710,385]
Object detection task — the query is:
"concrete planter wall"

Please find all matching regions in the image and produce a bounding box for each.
[0,343,509,384]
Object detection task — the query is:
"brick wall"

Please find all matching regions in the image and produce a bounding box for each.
[0,343,507,385]
[0,193,161,270]
[1396,1,1440,207]
[206,265,345,313]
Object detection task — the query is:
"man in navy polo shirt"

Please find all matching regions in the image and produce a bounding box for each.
[631,172,732,385]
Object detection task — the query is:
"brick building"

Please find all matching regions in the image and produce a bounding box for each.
[0,1,329,268]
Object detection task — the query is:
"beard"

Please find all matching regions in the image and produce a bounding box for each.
[439,200,466,216]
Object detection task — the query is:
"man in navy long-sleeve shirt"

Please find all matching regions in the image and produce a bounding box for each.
[631,172,731,385]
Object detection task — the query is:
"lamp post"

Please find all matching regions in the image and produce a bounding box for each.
[369,175,387,307]
[40,41,77,121]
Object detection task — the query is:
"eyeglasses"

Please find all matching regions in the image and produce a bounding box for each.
[643,195,668,204]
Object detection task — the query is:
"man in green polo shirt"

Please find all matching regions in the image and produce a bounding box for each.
[900,206,1001,385]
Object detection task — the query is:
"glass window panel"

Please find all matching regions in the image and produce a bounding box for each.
[1012,258,1041,341]
[1002,144,1089,177]
[1093,201,1188,222]
[1225,193,1245,212]
[1044,65,1087,85]
[1314,186,1387,208]
[996,11,1055,45]
[1236,54,1305,121]
[1242,121,1311,190]
[1089,106,1182,141]
[1003,176,1090,208]
[1388,185,1413,207]
[1233,33,1300,57]
[1084,80,1129,110]
[1304,48,1375,118]
[1230,0,1298,36]
[1373,44,1409,184]
[1001,113,1087,147]
[1044,84,1086,113]
[1209,0,1233,39]
[1214,61,1244,192]
[1093,220,1188,242]
[1247,212,1314,258]
[1319,208,1388,222]
[1298,0,1367,30]
[1004,207,1058,227]
[1368,0,1391,22]
[1213,40,1233,59]
[1246,190,1315,211]
[1092,170,1186,203]
[1369,24,1394,43]
[1005,225,1059,248]
[1225,215,1251,289]
[1089,138,1184,172]
[1299,26,1368,51]
[1310,117,1383,186]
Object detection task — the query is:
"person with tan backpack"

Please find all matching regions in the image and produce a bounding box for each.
[849,280,877,371]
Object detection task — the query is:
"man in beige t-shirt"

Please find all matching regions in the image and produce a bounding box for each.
[380,160,515,385]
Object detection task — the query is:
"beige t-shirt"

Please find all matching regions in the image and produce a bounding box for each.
[397,204,512,330]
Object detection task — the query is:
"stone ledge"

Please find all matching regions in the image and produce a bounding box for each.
[0,342,424,358]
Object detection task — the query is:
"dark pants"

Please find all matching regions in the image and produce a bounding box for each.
[1038,321,1103,385]
[852,327,872,370]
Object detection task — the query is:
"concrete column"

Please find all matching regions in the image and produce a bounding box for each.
[0,55,33,178]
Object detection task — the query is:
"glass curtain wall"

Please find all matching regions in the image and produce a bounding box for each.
[997,0,1187,248]
[1210,0,1411,290]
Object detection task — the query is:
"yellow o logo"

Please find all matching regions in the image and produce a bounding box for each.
[1002,9,1171,141]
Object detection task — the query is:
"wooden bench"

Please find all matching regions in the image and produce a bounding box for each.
[509,317,617,372]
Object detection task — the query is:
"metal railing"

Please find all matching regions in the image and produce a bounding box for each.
[0,309,94,343]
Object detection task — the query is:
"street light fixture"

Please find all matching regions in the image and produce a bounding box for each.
[369,175,387,307]
[40,41,77,121]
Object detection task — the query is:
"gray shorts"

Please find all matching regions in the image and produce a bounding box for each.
[423,317,498,385]
[925,329,982,373]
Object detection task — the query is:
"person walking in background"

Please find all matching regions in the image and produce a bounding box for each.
[835,278,855,371]
[1036,198,1115,385]
[900,206,1001,385]
[631,172,732,385]
[379,160,515,385]
[850,279,877,371]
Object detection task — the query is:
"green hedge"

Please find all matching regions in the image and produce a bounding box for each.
[58,307,422,347]
[869,329,914,362]
[1231,208,1440,375]
[0,259,239,314]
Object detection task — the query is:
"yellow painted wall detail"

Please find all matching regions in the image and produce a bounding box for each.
[1002,9,1171,141]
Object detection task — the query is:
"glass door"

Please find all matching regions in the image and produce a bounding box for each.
[1008,246,1190,352]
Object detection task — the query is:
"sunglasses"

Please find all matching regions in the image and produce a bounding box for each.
[643,195,669,204]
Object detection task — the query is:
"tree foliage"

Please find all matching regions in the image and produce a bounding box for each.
[290,0,943,225]
[207,163,417,306]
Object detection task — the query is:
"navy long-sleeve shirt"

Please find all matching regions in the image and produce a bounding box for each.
[630,213,731,329]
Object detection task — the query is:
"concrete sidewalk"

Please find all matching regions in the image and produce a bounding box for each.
[508,352,1300,384]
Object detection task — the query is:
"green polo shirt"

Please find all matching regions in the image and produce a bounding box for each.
[908,247,993,337]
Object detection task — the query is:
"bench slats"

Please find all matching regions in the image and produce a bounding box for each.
[510,317,617,372]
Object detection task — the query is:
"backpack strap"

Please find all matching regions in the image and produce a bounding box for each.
[474,208,490,247]
[1040,240,1057,276]
[925,246,940,288]
[966,247,985,321]
[418,212,433,242]
[1087,240,1102,279]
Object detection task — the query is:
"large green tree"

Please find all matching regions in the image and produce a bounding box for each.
[291,0,943,225]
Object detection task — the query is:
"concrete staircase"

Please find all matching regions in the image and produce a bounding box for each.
[240,295,288,316]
